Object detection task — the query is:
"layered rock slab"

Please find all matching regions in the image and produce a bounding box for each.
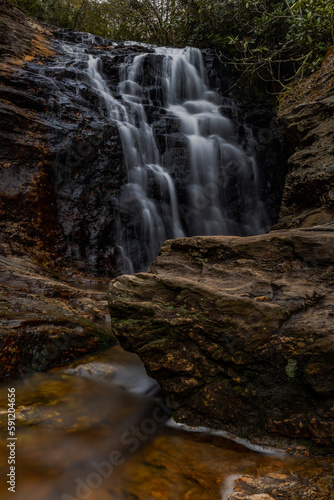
[109,227,334,453]
[0,255,116,380]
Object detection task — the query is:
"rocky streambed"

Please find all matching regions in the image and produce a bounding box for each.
[0,345,333,500]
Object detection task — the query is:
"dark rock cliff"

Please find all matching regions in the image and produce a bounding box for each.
[0,4,60,265]
[0,5,126,276]
[274,48,334,229]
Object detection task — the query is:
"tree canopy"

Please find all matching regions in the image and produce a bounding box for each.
[8,0,334,86]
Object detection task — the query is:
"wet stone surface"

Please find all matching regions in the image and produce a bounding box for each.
[0,254,116,380]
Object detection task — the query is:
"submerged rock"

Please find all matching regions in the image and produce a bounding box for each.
[227,457,334,500]
[108,227,334,453]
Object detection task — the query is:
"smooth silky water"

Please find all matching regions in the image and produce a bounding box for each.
[54,36,269,273]
[0,344,294,500]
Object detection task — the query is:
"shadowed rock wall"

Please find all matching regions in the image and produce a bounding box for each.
[275,48,334,229]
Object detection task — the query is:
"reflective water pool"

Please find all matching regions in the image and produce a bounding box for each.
[0,346,295,500]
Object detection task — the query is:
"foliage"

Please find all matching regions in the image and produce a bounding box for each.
[8,0,334,86]
[180,0,334,84]
[7,0,45,17]
[113,0,189,45]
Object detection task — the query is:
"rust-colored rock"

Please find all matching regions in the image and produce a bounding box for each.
[0,5,129,276]
[0,3,62,263]
[0,2,55,70]
[227,456,334,500]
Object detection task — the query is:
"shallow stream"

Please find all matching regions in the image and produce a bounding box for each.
[0,344,295,500]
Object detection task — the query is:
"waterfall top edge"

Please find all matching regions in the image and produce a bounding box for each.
[55,29,201,53]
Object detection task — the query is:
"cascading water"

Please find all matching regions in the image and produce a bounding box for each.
[84,50,185,271]
[157,47,267,238]
[57,38,269,273]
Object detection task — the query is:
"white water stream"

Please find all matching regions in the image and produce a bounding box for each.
[63,43,269,272]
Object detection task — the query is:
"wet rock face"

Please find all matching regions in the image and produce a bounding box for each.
[202,50,291,226]
[0,9,132,275]
[0,3,54,64]
[0,254,116,380]
[275,49,334,229]
[108,227,334,453]
[0,3,60,264]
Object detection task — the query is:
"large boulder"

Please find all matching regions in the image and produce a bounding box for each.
[109,227,334,453]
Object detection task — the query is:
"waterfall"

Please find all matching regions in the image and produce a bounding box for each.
[85,51,186,271]
[156,47,268,238]
[57,39,269,273]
